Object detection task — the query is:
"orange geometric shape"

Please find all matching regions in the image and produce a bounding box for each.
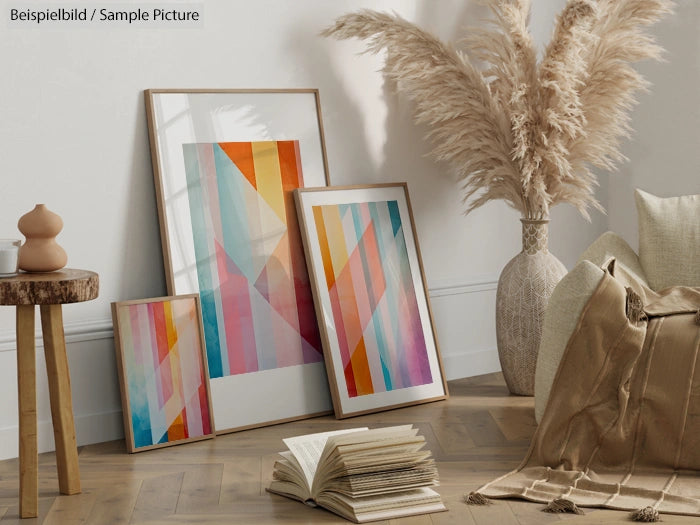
[167,413,187,441]
[350,338,374,396]
[277,140,303,191]
[314,206,336,290]
[219,142,256,189]
[163,300,178,351]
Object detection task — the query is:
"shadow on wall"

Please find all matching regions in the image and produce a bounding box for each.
[284,10,377,188]
[608,0,700,248]
[292,1,524,284]
[118,92,167,301]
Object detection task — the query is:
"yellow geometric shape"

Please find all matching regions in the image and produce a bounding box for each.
[252,142,286,223]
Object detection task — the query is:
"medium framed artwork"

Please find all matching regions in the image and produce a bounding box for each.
[295,183,448,418]
[111,294,214,452]
[145,89,333,433]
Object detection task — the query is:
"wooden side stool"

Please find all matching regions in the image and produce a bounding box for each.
[0,269,99,518]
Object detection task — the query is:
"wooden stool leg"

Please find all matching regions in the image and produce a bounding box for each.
[40,304,81,496]
[17,305,38,518]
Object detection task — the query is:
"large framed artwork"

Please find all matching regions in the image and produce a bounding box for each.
[145,89,333,433]
[295,184,448,418]
[111,294,214,452]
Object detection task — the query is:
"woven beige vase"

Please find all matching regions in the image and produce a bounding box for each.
[496,219,567,396]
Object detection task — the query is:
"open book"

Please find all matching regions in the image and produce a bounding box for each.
[266,425,446,523]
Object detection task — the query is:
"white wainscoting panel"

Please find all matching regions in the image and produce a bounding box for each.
[0,335,123,461]
[428,277,501,381]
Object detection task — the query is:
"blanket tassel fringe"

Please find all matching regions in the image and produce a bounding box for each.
[464,492,492,505]
[542,498,584,515]
[625,288,647,323]
[629,506,660,522]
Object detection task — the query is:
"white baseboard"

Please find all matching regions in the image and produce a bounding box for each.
[0,318,114,352]
[441,347,501,381]
[0,409,124,461]
[428,278,499,298]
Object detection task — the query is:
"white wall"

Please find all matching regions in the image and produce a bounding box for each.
[607,0,700,246]
[0,0,695,459]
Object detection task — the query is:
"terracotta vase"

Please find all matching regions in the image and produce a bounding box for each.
[495,219,567,395]
[17,204,68,272]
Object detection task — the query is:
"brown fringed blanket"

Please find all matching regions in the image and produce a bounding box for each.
[475,261,700,519]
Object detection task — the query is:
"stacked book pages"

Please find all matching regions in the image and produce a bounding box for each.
[267,425,446,523]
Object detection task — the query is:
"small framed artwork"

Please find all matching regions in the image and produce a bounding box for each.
[295,183,448,418]
[145,89,333,433]
[111,294,215,452]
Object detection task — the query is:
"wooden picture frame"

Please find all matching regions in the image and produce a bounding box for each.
[295,183,448,418]
[145,89,333,433]
[111,294,215,452]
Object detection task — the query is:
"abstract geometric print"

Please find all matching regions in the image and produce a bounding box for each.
[117,298,212,449]
[312,200,432,398]
[182,141,323,379]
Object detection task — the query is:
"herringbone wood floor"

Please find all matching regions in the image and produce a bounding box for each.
[0,373,696,524]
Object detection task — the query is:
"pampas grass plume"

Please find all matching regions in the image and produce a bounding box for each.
[322,0,673,220]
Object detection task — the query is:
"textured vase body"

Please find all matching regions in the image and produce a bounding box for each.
[496,219,567,395]
[17,204,68,272]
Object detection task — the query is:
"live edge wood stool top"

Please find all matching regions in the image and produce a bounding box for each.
[0,268,99,305]
[0,269,99,519]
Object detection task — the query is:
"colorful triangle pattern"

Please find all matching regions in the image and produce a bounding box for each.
[119,299,212,449]
[312,201,433,398]
[182,141,323,379]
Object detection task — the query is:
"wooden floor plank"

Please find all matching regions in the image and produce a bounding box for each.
[43,491,97,525]
[130,472,183,523]
[430,420,477,456]
[467,499,521,525]
[84,481,141,525]
[430,495,476,525]
[219,457,261,502]
[0,496,54,524]
[175,464,223,514]
[489,406,538,442]
[462,409,510,447]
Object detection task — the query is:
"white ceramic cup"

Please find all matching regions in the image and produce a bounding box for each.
[0,239,21,276]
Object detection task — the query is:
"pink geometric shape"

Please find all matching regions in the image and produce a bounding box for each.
[215,239,258,374]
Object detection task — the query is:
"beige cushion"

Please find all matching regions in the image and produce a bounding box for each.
[578,231,648,287]
[534,260,604,423]
[635,189,700,290]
